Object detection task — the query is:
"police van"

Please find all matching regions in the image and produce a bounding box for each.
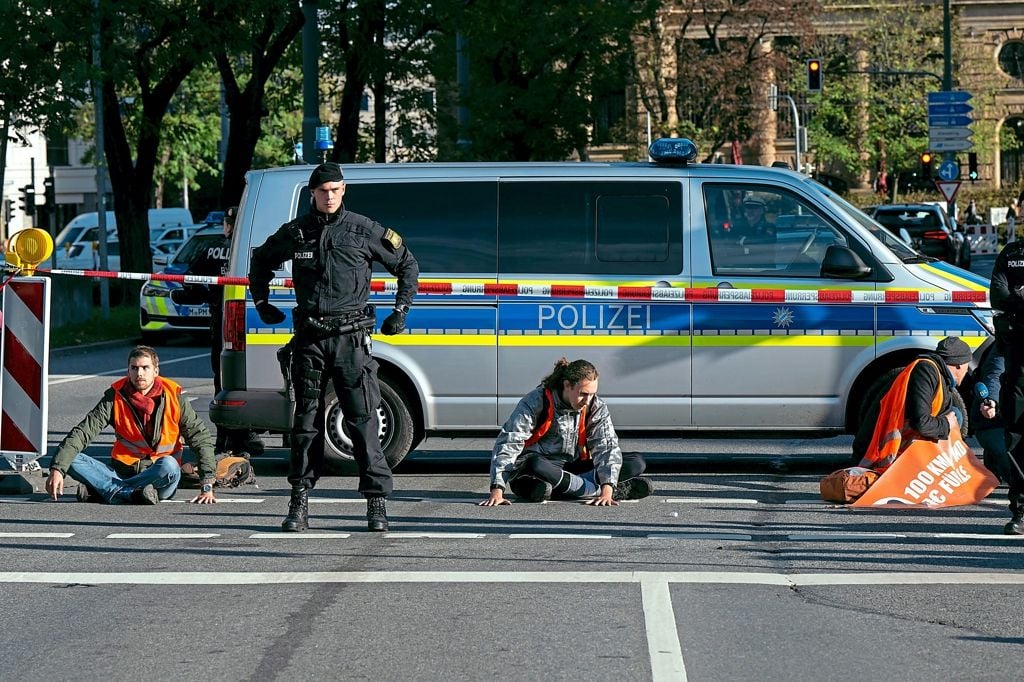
[212,139,993,470]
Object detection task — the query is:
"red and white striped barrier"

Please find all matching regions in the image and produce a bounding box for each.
[35,267,989,304]
[0,277,50,469]
[967,224,999,256]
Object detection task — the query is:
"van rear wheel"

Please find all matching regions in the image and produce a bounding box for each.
[323,376,414,473]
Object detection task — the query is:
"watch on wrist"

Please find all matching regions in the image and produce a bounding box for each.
[201,483,214,493]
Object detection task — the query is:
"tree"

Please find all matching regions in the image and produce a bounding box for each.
[433,0,657,161]
[632,0,820,163]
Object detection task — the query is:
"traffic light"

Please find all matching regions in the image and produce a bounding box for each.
[968,152,978,182]
[3,199,11,225]
[920,152,933,179]
[19,185,35,217]
[43,176,55,207]
[807,58,823,92]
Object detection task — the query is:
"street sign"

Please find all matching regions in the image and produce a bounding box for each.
[929,139,973,152]
[938,160,960,181]
[928,127,973,142]
[927,102,973,116]
[928,91,972,103]
[929,115,973,127]
[935,180,961,203]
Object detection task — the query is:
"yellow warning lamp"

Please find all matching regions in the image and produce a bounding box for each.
[5,228,54,275]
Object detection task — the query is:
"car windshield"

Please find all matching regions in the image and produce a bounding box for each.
[172,233,220,265]
[802,181,923,262]
[873,209,944,232]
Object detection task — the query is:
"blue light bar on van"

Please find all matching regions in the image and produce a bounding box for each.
[648,138,698,165]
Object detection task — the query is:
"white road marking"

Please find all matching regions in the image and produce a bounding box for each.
[788,533,908,540]
[509,534,613,539]
[0,532,74,538]
[932,533,1024,540]
[106,533,221,539]
[163,498,265,504]
[307,499,368,504]
[249,533,352,539]
[648,532,753,540]
[48,353,209,385]
[662,497,758,505]
[383,532,487,539]
[641,579,688,681]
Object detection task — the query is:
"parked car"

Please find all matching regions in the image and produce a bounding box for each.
[869,203,971,269]
[139,225,223,342]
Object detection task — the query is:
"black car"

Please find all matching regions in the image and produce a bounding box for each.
[869,203,971,269]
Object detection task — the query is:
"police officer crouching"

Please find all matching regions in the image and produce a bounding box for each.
[248,162,419,532]
[989,237,1024,534]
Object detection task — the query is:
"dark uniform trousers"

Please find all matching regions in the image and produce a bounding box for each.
[289,326,392,497]
[998,327,1024,513]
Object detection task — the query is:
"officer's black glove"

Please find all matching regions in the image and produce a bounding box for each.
[380,308,407,335]
[255,300,286,325]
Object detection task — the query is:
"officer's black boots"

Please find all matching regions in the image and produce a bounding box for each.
[1004,508,1024,535]
[282,486,309,532]
[367,496,388,532]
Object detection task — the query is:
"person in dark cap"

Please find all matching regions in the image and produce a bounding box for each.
[248,162,419,532]
[740,196,774,240]
[853,336,972,473]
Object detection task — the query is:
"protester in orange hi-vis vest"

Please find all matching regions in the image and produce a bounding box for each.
[479,357,653,506]
[45,346,219,505]
[854,337,973,472]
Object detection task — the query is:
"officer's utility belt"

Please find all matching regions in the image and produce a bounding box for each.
[301,306,376,339]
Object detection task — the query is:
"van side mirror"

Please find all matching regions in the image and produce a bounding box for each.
[821,245,872,279]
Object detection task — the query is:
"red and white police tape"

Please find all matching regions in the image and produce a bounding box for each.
[35,267,989,304]
[0,277,50,468]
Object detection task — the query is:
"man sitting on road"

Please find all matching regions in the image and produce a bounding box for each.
[854,336,971,473]
[45,345,218,505]
[480,357,653,506]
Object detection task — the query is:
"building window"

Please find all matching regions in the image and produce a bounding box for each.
[998,40,1024,80]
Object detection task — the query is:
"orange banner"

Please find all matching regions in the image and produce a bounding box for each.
[853,425,998,508]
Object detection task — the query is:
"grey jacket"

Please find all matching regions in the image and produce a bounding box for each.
[490,386,622,489]
[51,383,217,483]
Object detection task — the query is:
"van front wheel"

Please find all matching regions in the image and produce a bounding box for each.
[323,376,414,473]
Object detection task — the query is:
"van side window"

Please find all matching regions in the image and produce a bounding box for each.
[704,183,848,278]
[499,181,682,275]
[342,181,498,274]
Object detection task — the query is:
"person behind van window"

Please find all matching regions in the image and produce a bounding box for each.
[182,205,264,461]
[739,197,774,241]
[45,346,218,505]
[480,358,654,506]
[853,337,971,473]
[248,162,419,533]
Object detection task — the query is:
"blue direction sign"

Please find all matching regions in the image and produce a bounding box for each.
[929,127,973,142]
[929,115,973,128]
[930,140,973,152]
[938,160,960,181]
[927,102,973,116]
[928,91,972,104]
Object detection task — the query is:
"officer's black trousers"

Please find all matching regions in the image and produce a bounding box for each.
[998,333,1024,512]
[289,330,392,496]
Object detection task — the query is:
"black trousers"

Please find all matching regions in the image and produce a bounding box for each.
[516,451,647,488]
[999,332,1024,513]
[288,329,392,496]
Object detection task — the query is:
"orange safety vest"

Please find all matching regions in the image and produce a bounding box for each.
[858,358,945,473]
[523,388,590,460]
[110,377,184,468]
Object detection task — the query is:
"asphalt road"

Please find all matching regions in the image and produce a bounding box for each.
[1,334,1022,681]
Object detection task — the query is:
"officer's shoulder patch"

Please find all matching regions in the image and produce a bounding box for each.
[382,228,403,251]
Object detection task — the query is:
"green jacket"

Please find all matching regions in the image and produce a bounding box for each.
[51,383,217,483]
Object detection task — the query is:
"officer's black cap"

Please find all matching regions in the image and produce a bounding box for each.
[308,162,344,188]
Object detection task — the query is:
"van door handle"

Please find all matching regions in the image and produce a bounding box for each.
[716,282,735,289]
[654,280,672,288]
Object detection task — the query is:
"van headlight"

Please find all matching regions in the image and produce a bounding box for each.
[971,308,995,335]
[141,283,170,297]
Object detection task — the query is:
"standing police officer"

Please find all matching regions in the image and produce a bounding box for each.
[989,237,1024,534]
[248,163,418,532]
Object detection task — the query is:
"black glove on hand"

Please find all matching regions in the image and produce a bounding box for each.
[381,309,407,335]
[255,300,286,325]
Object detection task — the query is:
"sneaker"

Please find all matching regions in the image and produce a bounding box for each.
[131,484,160,505]
[612,476,654,501]
[510,476,552,503]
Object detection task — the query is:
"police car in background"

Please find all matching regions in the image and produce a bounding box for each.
[139,225,222,343]
[211,139,994,472]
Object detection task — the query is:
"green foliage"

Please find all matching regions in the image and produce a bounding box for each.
[50,304,140,348]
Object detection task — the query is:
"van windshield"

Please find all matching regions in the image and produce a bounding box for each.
[804,180,924,262]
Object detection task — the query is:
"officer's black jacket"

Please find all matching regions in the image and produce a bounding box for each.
[248,206,419,318]
[185,234,230,308]
[990,240,1024,317]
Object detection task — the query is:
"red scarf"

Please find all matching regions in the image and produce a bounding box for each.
[123,377,165,442]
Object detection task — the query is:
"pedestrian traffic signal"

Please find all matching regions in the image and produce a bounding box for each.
[19,185,35,217]
[920,152,933,179]
[968,152,978,182]
[3,199,11,226]
[807,58,823,92]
